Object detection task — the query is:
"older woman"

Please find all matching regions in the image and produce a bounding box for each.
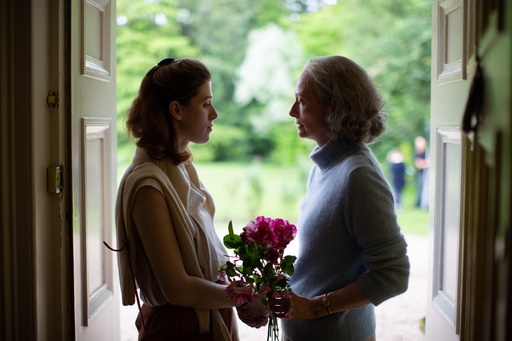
[278,56,410,341]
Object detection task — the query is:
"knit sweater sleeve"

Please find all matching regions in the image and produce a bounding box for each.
[344,166,410,306]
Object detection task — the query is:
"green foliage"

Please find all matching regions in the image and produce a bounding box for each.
[196,162,307,223]
[116,0,198,150]
[268,121,315,164]
[287,0,431,160]
[116,0,432,170]
[190,124,250,162]
[284,4,349,57]
[200,163,428,236]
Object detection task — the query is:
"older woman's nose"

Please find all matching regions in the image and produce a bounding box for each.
[289,102,299,118]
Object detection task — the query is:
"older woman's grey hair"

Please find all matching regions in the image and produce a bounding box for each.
[302,56,386,144]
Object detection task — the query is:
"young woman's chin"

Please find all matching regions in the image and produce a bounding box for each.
[194,135,211,145]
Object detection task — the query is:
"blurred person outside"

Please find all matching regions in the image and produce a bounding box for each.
[387,148,406,211]
[414,136,429,210]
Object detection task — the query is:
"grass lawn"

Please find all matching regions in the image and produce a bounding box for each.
[196,162,429,236]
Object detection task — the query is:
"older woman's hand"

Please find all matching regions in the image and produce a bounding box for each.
[270,292,323,320]
[267,292,292,318]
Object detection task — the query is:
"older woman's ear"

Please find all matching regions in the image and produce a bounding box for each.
[169,101,182,120]
[329,98,337,112]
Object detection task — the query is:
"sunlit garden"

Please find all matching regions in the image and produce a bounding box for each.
[116,0,431,237]
[183,161,428,236]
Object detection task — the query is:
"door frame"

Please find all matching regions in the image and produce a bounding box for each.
[0,0,37,338]
[0,0,75,339]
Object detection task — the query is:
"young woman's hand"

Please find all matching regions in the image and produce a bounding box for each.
[236,294,268,328]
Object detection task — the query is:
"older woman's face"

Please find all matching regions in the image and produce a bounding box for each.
[289,74,330,147]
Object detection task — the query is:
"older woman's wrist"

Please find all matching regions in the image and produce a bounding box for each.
[311,295,330,318]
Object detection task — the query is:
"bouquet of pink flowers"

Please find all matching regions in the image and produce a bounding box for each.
[219,216,297,341]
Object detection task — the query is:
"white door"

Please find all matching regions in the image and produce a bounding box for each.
[427,1,511,340]
[426,0,469,339]
[71,0,120,339]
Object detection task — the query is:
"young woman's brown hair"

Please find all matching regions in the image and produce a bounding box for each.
[126,58,211,164]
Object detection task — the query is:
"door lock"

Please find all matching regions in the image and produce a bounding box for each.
[47,165,63,193]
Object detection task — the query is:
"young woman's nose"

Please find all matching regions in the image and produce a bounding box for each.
[210,105,218,120]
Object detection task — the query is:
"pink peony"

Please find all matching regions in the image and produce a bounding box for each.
[260,285,272,294]
[265,248,280,264]
[270,218,297,249]
[225,280,253,306]
[241,216,274,247]
[272,291,291,300]
[217,271,226,283]
[276,274,287,282]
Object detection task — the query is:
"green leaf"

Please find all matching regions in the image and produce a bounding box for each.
[225,262,238,277]
[228,220,234,236]
[281,255,296,276]
[223,233,243,249]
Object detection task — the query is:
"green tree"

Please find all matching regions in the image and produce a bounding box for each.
[344,0,431,157]
[116,0,197,166]
[288,0,431,160]
[116,0,431,166]
[174,0,296,161]
[233,24,305,158]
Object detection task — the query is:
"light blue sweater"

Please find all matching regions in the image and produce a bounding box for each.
[281,140,410,341]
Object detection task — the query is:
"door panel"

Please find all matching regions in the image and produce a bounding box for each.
[431,130,461,330]
[72,0,119,339]
[427,0,468,339]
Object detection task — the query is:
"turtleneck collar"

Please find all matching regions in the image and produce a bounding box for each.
[310,139,367,171]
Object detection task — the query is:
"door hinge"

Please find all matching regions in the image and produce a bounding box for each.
[47,91,59,108]
[47,165,63,194]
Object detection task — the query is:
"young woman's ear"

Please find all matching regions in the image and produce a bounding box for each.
[169,101,183,120]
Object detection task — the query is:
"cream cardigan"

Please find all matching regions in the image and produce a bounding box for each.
[115,147,231,340]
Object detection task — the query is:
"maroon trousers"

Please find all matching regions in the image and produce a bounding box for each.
[135,303,238,341]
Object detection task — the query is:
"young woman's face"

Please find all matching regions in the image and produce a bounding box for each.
[289,73,330,147]
[172,80,218,151]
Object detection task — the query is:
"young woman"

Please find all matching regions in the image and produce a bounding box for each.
[115,58,266,341]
